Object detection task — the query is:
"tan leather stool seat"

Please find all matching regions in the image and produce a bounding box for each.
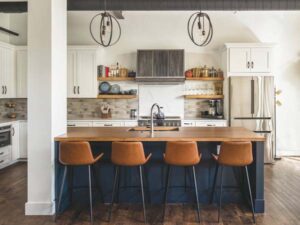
[164,141,201,166]
[111,142,152,166]
[60,141,103,165]
[212,141,253,166]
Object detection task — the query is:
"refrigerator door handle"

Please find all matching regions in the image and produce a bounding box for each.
[251,78,254,115]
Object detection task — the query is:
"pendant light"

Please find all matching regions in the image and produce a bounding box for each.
[187,11,213,47]
[89,0,121,47]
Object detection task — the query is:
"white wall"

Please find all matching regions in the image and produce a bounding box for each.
[6,11,300,155]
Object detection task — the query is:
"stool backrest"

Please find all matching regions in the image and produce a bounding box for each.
[218,141,253,166]
[112,142,146,166]
[59,141,95,165]
[165,141,200,166]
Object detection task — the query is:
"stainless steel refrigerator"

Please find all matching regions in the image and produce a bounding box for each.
[228,76,275,163]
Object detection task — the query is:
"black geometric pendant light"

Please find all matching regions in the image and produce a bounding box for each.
[187,11,213,47]
[89,0,121,47]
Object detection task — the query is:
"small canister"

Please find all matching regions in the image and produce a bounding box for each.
[202,65,209,77]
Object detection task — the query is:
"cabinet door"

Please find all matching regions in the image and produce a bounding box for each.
[76,50,97,98]
[2,48,16,98]
[228,48,251,73]
[92,121,123,127]
[250,48,271,73]
[19,121,27,158]
[153,50,168,77]
[0,48,4,98]
[67,50,77,98]
[67,121,93,127]
[16,50,27,98]
[137,50,153,77]
[168,50,184,77]
[11,122,20,160]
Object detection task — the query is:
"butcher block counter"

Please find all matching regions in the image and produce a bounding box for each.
[54,127,265,214]
[55,127,265,142]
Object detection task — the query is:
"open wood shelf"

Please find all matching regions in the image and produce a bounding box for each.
[184,95,224,99]
[185,77,224,81]
[97,94,137,99]
[98,77,135,81]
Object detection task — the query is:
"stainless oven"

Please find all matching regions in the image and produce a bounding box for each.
[0,125,11,148]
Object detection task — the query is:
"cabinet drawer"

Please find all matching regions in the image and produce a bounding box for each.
[67,121,93,127]
[182,121,196,127]
[93,122,124,127]
[0,146,11,160]
[0,154,12,169]
[195,121,227,127]
[124,121,138,127]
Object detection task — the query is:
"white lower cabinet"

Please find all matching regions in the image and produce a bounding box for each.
[19,121,27,159]
[11,122,20,160]
[67,121,93,127]
[182,120,227,127]
[93,121,123,127]
[67,120,138,127]
[0,146,12,169]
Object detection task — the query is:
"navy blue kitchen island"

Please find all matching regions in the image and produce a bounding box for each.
[54,127,265,214]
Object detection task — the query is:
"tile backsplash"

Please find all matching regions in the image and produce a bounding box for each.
[184,99,210,118]
[0,99,27,119]
[67,98,138,119]
[0,98,209,120]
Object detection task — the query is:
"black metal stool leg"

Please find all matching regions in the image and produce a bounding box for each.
[88,165,94,224]
[91,165,104,203]
[245,166,256,223]
[139,165,147,223]
[218,166,224,223]
[192,166,201,223]
[108,166,119,222]
[210,164,219,204]
[163,165,171,221]
[68,166,73,204]
[55,165,68,222]
[142,166,151,204]
[116,166,121,203]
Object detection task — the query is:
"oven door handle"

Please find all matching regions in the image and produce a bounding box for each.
[0,129,12,133]
[11,127,15,136]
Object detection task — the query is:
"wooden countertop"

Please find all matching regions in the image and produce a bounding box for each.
[55,127,265,142]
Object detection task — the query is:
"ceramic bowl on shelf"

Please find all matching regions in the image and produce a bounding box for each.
[99,81,111,94]
[110,84,121,94]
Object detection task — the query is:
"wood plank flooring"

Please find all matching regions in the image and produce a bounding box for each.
[0,158,300,225]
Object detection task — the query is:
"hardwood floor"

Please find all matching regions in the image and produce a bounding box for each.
[0,158,300,225]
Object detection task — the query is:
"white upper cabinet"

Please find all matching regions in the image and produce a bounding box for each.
[222,43,274,76]
[67,47,97,98]
[0,43,16,98]
[16,47,27,98]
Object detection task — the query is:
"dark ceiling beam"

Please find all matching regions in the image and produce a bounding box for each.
[0,2,27,13]
[67,0,300,11]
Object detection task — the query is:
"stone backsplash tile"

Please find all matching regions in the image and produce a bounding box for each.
[0,99,27,119]
[184,99,210,118]
[67,98,138,119]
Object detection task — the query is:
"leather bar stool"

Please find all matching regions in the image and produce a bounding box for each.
[210,141,256,223]
[163,141,202,223]
[56,141,103,224]
[108,142,152,223]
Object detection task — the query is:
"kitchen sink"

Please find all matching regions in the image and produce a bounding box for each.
[128,127,179,132]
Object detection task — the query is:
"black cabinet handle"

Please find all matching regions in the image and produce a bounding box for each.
[5,86,7,94]
[1,86,3,94]
[251,61,254,68]
[77,86,80,94]
[247,61,250,69]
[73,86,76,94]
